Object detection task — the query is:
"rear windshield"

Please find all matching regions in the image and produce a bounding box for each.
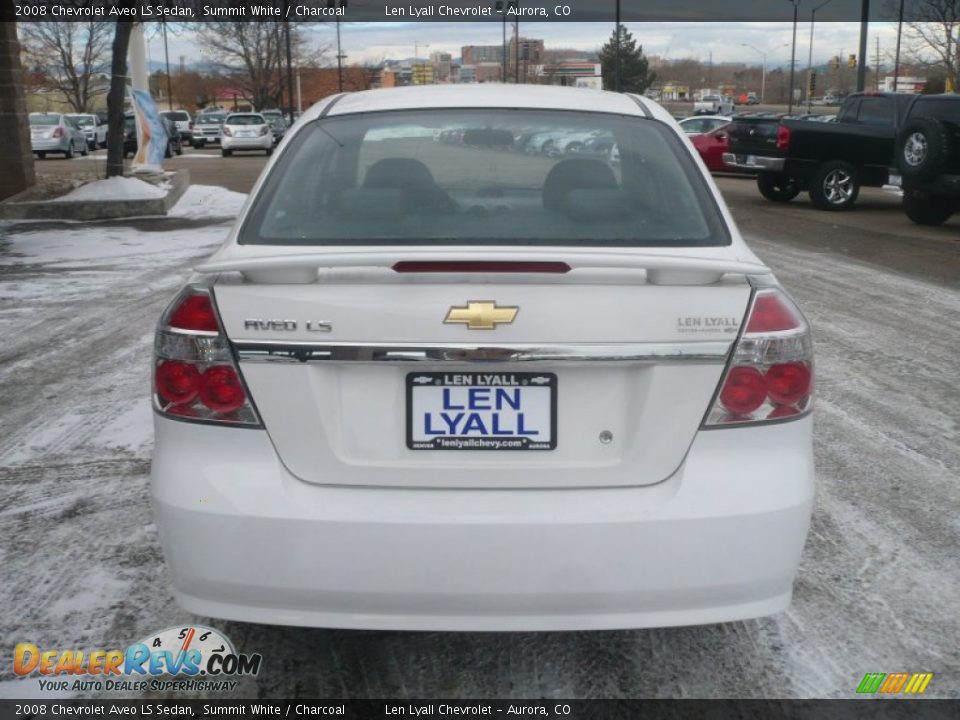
[240,109,729,248]
[226,115,264,125]
[197,113,226,123]
[69,115,95,127]
[163,111,190,121]
[30,114,60,126]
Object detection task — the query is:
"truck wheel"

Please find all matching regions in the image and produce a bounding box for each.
[809,160,859,211]
[757,173,801,202]
[896,118,950,182]
[902,189,953,226]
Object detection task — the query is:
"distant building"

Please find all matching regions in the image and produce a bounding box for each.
[475,62,503,83]
[462,45,503,66]
[660,83,691,101]
[411,63,435,85]
[535,62,601,87]
[882,76,926,93]
[430,51,452,82]
[459,65,477,84]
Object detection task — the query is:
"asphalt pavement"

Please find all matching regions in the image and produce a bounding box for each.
[1,154,958,700]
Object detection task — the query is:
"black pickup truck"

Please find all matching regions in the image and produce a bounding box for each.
[724,92,960,223]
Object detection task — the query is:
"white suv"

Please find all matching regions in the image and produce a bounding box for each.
[152,85,814,631]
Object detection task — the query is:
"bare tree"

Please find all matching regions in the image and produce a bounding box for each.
[20,20,112,112]
[196,22,326,110]
[105,18,135,179]
[902,0,960,89]
[0,0,36,199]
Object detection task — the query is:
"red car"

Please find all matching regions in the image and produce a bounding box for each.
[690,122,732,173]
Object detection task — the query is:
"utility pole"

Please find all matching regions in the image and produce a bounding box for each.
[162,20,173,110]
[614,0,621,92]
[874,35,880,92]
[284,20,294,123]
[787,0,799,115]
[856,0,869,91]
[893,0,904,91]
[807,0,835,113]
[514,16,520,83]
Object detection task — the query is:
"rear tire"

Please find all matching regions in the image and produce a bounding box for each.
[81,142,88,157]
[222,149,232,157]
[809,160,859,211]
[896,118,951,182]
[64,145,74,159]
[36,152,46,159]
[265,147,273,156]
[902,189,954,226]
[756,173,801,202]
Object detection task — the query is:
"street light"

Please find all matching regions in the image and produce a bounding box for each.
[806,0,835,113]
[787,0,800,115]
[741,42,788,104]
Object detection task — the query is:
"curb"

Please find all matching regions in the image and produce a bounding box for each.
[0,170,191,221]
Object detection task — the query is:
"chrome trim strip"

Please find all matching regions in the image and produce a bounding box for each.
[234,341,732,365]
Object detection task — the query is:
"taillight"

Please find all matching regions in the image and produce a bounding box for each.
[52,127,64,138]
[704,284,813,427]
[776,124,791,153]
[153,286,260,426]
[259,125,268,136]
[223,126,233,137]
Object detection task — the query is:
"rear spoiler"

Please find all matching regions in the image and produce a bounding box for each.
[196,250,769,285]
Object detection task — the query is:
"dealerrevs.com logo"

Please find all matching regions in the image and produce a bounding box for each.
[14,625,261,693]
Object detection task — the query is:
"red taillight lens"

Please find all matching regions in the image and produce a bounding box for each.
[745,292,803,333]
[154,286,260,426]
[705,285,813,427]
[259,125,268,136]
[776,124,791,152]
[766,362,812,406]
[719,366,767,415]
[52,127,64,138]
[155,361,200,405]
[223,126,233,137]
[168,293,219,332]
[199,366,246,412]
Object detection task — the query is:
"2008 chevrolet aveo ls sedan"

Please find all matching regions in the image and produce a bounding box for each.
[151,85,814,631]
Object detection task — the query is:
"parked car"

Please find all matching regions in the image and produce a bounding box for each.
[724,92,945,211]
[690,122,734,172]
[220,112,273,156]
[678,115,730,136]
[29,112,87,159]
[694,95,735,116]
[266,115,287,145]
[160,110,193,145]
[151,85,815,631]
[66,113,108,149]
[122,112,182,158]
[192,110,228,147]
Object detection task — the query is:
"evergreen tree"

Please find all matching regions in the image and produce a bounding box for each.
[599,26,656,94]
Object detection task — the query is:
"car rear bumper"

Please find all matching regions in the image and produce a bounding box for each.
[723,153,786,172]
[222,135,272,150]
[31,138,69,152]
[152,414,814,631]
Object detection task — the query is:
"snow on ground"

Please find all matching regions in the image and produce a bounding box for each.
[168,183,247,219]
[53,176,169,202]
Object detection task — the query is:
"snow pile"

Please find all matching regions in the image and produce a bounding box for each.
[169,183,247,219]
[53,176,168,202]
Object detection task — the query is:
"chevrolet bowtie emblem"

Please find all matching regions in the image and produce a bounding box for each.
[444,301,518,330]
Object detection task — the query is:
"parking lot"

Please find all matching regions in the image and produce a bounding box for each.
[1,147,958,699]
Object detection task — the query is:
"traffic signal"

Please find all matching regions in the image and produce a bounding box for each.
[830,56,840,71]
[848,54,857,68]
[808,72,817,95]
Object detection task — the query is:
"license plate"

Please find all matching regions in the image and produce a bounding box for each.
[745,154,758,166]
[407,372,557,451]
[238,131,253,137]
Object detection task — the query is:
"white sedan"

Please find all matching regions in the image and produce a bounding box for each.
[220,112,273,157]
[678,115,732,135]
[152,85,814,631]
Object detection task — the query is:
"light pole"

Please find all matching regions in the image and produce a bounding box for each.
[806,0,835,113]
[893,0,904,91]
[787,0,800,115]
[741,43,788,104]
